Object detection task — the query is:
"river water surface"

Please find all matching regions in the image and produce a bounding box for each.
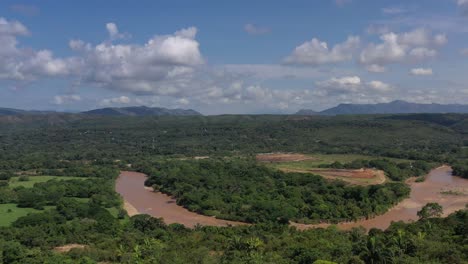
[115,171,246,227]
[116,166,468,230]
[294,166,468,230]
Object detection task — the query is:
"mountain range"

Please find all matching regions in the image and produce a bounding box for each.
[296,100,468,115]
[82,106,201,116]
[0,108,54,116]
[3,101,468,116]
[0,106,201,117]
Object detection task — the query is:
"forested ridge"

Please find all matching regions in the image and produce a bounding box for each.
[0,113,467,263]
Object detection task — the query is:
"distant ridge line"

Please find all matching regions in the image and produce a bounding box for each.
[0,106,202,116]
[295,100,468,115]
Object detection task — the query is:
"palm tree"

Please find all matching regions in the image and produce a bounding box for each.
[362,236,393,264]
[245,237,263,251]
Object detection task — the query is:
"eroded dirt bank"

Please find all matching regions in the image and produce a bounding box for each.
[115,171,246,228]
[116,166,468,230]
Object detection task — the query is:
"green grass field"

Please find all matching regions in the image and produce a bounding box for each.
[0,198,91,227]
[8,175,87,188]
[0,204,55,227]
[266,153,410,171]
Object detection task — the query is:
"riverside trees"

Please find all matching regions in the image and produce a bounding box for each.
[142,159,410,223]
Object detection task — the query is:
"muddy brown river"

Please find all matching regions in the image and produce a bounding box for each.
[115,171,246,228]
[116,166,468,230]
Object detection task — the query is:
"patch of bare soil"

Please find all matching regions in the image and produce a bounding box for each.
[177,156,210,161]
[310,168,376,178]
[281,168,386,185]
[256,153,316,163]
[194,156,209,160]
[53,244,86,253]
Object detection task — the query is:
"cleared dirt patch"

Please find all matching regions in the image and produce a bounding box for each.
[256,153,317,163]
[177,156,210,161]
[53,244,86,253]
[194,156,209,160]
[281,168,386,185]
[310,168,377,178]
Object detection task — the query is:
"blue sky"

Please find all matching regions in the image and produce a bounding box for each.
[1,0,468,114]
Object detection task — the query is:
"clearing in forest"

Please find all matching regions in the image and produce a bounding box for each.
[256,153,317,162]
[0,204,55,227]
[8,175,88,188]
[259,153,395,185]
[53,244,87,253]
[281,167,386,185]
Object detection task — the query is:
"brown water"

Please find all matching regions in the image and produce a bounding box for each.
[115,171,246,228]
[293,165,468,230]
[116,166,468,230]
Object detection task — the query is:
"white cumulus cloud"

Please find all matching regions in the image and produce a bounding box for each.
[359,28,446,68]
[105,22,129,40]
[458,0,468,16]
[367,80,393,92]
[410,68,433,75]
[100,96,131,106]
[366,64,386,73]
[0,17,79,81]
[176,98,190,105]
[315,76,393,96]
[70,25,203,96]
[53,94,81,105]
[284,36,360,65]
[106,23,118,38]
[244,24,270,35]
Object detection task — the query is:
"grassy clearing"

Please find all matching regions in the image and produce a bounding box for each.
[0,198,92,227]
[0,204,55,227]
[9,175,87,188]
[262,153,412,185]
[280,167,387,185]
[266,153,410,171]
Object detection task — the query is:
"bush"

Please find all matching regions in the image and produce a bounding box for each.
[18,175,29,182]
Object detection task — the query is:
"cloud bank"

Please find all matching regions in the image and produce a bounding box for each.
[0,14,464,113]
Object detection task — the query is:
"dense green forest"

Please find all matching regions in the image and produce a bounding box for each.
[0,113,467,263]
[1,205,467,263]
[452,161,468,179]
[1,113,467,163]
[141,159,410,223]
